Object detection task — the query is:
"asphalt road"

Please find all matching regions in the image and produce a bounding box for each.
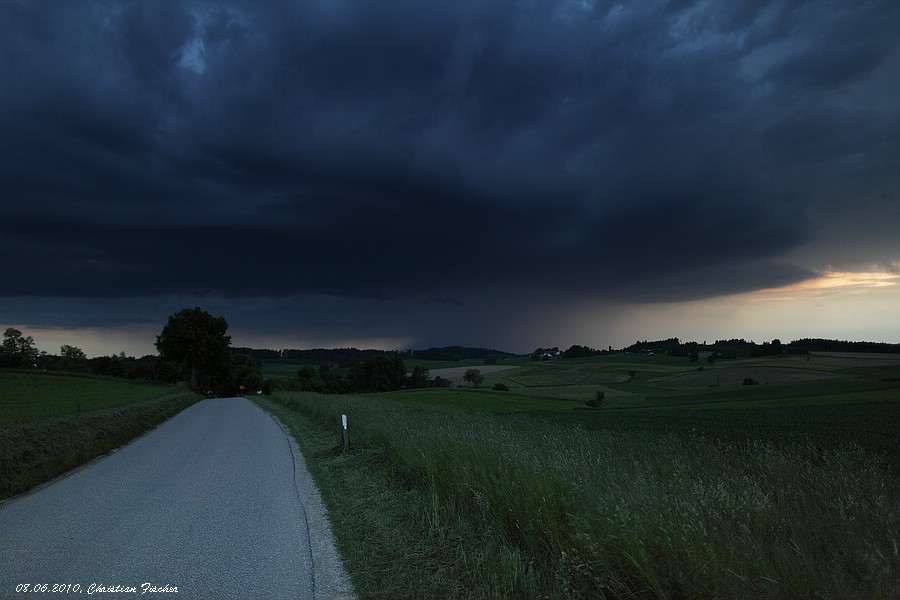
[0,397,355,599]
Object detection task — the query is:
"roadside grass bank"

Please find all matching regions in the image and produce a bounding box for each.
[261,392,899,599]
[255,396,499,599]
[1,372,201,500]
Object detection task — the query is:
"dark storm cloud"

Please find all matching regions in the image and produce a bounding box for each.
[1,0,898,310]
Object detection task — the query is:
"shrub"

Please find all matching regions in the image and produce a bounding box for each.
[431,376,452,388]
[586,390,605,408]
[492,383,509,392]
[743,377,760,385]
[463,368,484,388]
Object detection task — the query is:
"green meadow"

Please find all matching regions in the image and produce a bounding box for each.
[259,351,900,599]
[1,372,200,499]
[0,371,188,423]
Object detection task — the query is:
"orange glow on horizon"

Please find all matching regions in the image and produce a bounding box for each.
[757,269,899,297]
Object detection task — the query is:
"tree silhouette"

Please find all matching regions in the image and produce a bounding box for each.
[156,307,231,392]
[463,368,484,388]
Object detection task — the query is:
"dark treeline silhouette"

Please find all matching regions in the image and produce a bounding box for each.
[5,350,180,382]
[410,346,516,362]
[788,338,900,353]
[233,347,396,366]
[233,345,515,365]
[289,355,451,394]
[294,356,406,393]
[615,337,788,359]
[593,337,900,360]
[623,338,684,355]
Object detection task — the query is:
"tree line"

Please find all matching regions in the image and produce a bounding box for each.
[1,312,259,397]
[237,347,398,367]
[1,327,177,380]
[288,359,454,394]
[2,309,455,396]
[8,310,898,397]
[531,336,900,364]
[233,345,514,366]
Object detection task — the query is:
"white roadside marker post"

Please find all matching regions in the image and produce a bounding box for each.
[341,414,348,452]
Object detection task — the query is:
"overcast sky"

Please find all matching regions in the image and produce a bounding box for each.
[2,0,898,357]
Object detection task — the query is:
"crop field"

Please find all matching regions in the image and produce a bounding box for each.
[261,351,900,599]
[425,351,900,404]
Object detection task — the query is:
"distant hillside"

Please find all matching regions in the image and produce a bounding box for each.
[232,345,516,365]
[409,346,517,362]
[606,337,899,358]
[233,347,395,366]
[234,338,899,368]
[787,338,900,354]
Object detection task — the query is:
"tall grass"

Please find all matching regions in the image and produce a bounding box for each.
[270,392,899,599]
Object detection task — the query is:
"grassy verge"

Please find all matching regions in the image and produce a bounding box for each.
[260,392,899,599]
[1,372,201,500]
[255,396,499,599]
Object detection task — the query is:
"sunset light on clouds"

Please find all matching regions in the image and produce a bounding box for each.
[760,269,899,295]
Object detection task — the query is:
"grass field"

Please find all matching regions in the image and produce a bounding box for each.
[0,371,186,423]
[1,371,200,499]
[370,388,584,412]
[259,351,900,599]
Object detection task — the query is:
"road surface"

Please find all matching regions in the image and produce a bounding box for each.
[0,397,355,599]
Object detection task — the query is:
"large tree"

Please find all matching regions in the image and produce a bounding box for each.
[230,353,264,395]
[348,355,407,392]
[1,327,40,369]
[409,365,430,388]
[155,307,231,392]
[463,368,484,388]
[59,344,87,372]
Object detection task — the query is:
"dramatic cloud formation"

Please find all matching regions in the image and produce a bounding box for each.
[1,0,898,354]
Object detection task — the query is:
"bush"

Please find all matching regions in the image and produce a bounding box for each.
[743,377,760,385]
[431,376,452,388]
[492,383,509,392]
[463,368,484,388]
[586,390,605,408]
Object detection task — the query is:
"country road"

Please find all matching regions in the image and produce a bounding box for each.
[0,397,355,600]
